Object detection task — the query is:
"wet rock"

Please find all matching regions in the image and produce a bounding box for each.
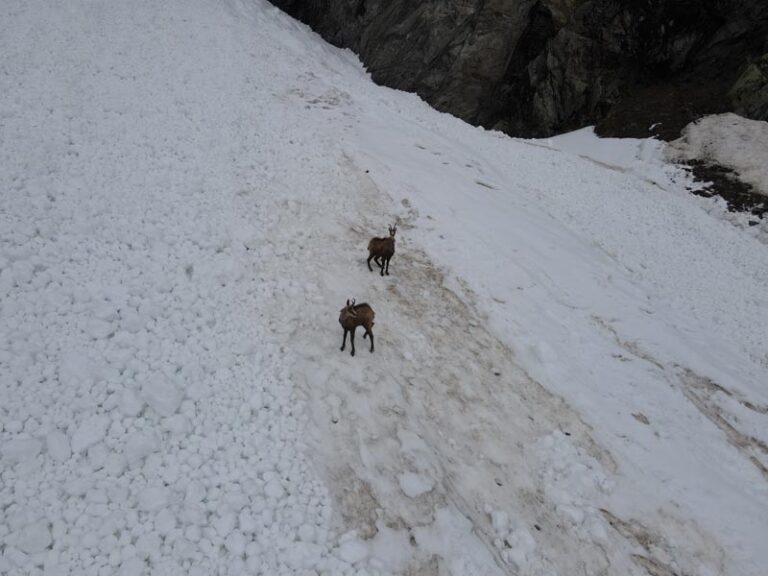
[268,0,768,138]
[730,54,768,121]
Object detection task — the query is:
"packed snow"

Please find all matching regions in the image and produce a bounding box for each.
[668,113,768,197]
[547,124,768,241]
[543,126,671,184]
[1,0,767,575]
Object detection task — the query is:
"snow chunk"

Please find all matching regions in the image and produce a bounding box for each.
[248,391,263,411]
[336,535,369,564]
[119,557,145,576]
[135,532,161,559]
[138,486,170,512]
[15,521,52,554]
[120,309,146,333]
[58,350,98,388]
[297,524,315,542]
[397,472,434,498]
[284,541,324,570]
[238,509,257,534]
[120,389,144,417]
[125,431,159,465]
[65,477,93,497]
[264,479,285,499]
[225,530,247,556]
[154,509,176,536]
[86,318,115,339]
[213,512,236,538]
[71,415,110,453]
[162,414,189,434]
[142,377,183,417]
[45,430,71,462]
[490,510,509,533]
[2,438,42,462]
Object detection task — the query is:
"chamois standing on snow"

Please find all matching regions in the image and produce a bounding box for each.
[339,299,375,356]
[367,224,396,276]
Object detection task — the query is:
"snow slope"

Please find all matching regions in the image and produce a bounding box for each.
[546,124,768,241]
[1,0,767,575]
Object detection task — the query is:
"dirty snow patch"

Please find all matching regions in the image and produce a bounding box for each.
[668,112,768,197]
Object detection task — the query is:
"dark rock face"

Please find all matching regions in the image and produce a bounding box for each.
[269,0,768,138]
[730,53,768,121]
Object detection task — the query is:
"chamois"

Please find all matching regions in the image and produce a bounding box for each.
[367,224,396,276]
[338,299,375,356]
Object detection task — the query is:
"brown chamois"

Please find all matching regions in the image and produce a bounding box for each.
[338,299,375,356]
[367,224,396,276]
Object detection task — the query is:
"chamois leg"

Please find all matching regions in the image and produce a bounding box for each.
[350,326,357,356]
[367,253,375,272]
[340,328,348,352]
[366,328,374,352]
[385,257,391,275]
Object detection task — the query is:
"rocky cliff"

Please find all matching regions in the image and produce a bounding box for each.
[268,0,768,138]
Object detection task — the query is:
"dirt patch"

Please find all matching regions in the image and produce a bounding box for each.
[601,508,725,576]
[683,160,767,220]
[678,369,768,481]
[331,467,381,539]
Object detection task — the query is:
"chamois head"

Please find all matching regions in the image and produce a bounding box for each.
[388,224,397,238]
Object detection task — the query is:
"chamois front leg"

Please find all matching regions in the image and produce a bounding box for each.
[385,257,391,275]
[340,328,348,352]
[366,328,374,352]
[350,326,357,356]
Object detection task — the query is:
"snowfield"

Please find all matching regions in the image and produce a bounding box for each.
[1,1,767,575]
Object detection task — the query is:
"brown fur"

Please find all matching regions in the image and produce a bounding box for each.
[339,299,375,356]
[367,225,396,276]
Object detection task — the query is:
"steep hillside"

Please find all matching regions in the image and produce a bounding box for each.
[1,1,766,575]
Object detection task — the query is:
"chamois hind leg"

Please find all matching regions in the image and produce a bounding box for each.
[350,326,357,356]
[340,328,348,352]
[367,253,375,272]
